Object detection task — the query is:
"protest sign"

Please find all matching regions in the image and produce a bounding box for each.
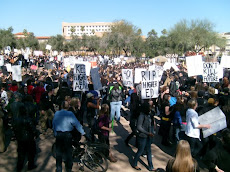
[149,65,155,71]
[122,69,133,87]
[53,51,58,56]
[34,51,43,56]
[12,65,22,82]
[0,55,4,66]
[73,64,88,91]
[155,65,164,81]
[198,107,227,138]
[186,55,203,77]
[141,70,159,99]
[135,68,146,84]
[5,63,12,72]
[90,68,102,90]
[203,62,219,82]
[46,44,52,50]
[220,56,230,68]
[218,65,223,79]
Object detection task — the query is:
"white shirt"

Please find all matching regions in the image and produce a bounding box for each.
[185,108,200,139]
[1,90,8,107]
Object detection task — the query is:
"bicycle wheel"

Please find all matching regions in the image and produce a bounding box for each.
[82,151,108,172]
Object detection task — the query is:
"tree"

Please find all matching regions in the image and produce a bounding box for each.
[87,35,100,55]
[168,19,226,55]
[0,27,16,50]
[70,26,76,37]
[145,29,159,57]
[48,34,65,51]
[80,26,85,33]
[105,20,143,56]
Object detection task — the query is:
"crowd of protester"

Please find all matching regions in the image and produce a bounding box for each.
[0,53,230,172]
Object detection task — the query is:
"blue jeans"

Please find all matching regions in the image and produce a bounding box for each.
[110,101,122,121]
[133,136,154,170]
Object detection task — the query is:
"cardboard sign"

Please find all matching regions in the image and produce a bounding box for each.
[12,65,22,82]
[220,56,230,68]
[198,107,227,138]
[135,68,146,84]
[155,65,164,81]
[186,55,203,77]
[34,51,43,56]
[90,67,102,90]
[141,70,159,99]
[122,69,133,87]
[73,64,88,91]
[203,62,219,82]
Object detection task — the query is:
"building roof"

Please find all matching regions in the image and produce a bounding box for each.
[36,36,51,39]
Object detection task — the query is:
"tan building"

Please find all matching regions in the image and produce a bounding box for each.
[208,32,230,56]
[62,22,113,40]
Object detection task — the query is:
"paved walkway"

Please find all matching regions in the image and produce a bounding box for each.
[0,109,209,172]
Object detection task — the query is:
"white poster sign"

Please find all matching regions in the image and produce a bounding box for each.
[73,64,88,91]
[12,65,22,82]
[6,63,12,72]
[155,65,164,81]
[34,51,43,56]
[186,55,203,77]
[220,56,230,68]
[203,62,219,82]
[149,65,155,71]
[135,68,146,84]
[122,69,133,87]
[141,70,159,99]
[0,55,4,66]
[53,51,58,56]
[198,107,227,138]
[46,44,52,50]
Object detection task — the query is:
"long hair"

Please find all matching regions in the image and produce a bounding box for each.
[98,104,109,117]
[172,140,196,172]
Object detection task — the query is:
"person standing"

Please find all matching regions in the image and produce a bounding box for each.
[132,102,156,171]
[14,105,38,172]
[185,99,211,157]
[110,83,122,122]
[52,101,85,172]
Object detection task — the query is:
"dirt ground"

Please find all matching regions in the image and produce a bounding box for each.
[0,109,209,172]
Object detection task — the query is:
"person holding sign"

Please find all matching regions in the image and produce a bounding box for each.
[185,99,211,157]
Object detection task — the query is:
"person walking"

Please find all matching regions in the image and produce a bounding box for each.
[52,101,85,172]
[132,102,156,171]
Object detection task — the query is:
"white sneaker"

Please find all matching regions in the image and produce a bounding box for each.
[142,154,154,158]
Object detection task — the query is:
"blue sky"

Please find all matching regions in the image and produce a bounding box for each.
[0,0,229,37]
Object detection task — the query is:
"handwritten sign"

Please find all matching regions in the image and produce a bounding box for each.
[46,44,52,50]
[203,62,219,82]
[186,55,203,77]
[198,107,227,138]
[73,64,88,91]
[135,68,146,84]
[12,65,22,82]
[141,70,159,99]
[90,68,102,90]
[122,69,133,87]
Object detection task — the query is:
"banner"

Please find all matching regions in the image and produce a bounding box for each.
[90,68,102,90]
[203,62,219,82]
[186,55,203,77]
[73,64,88,91]
[198,107,227,138]
[122,69,133,87]
[12,65,22,82]
[141,70,159,99]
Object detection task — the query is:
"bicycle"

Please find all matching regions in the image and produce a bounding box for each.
[52,140,109,172]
